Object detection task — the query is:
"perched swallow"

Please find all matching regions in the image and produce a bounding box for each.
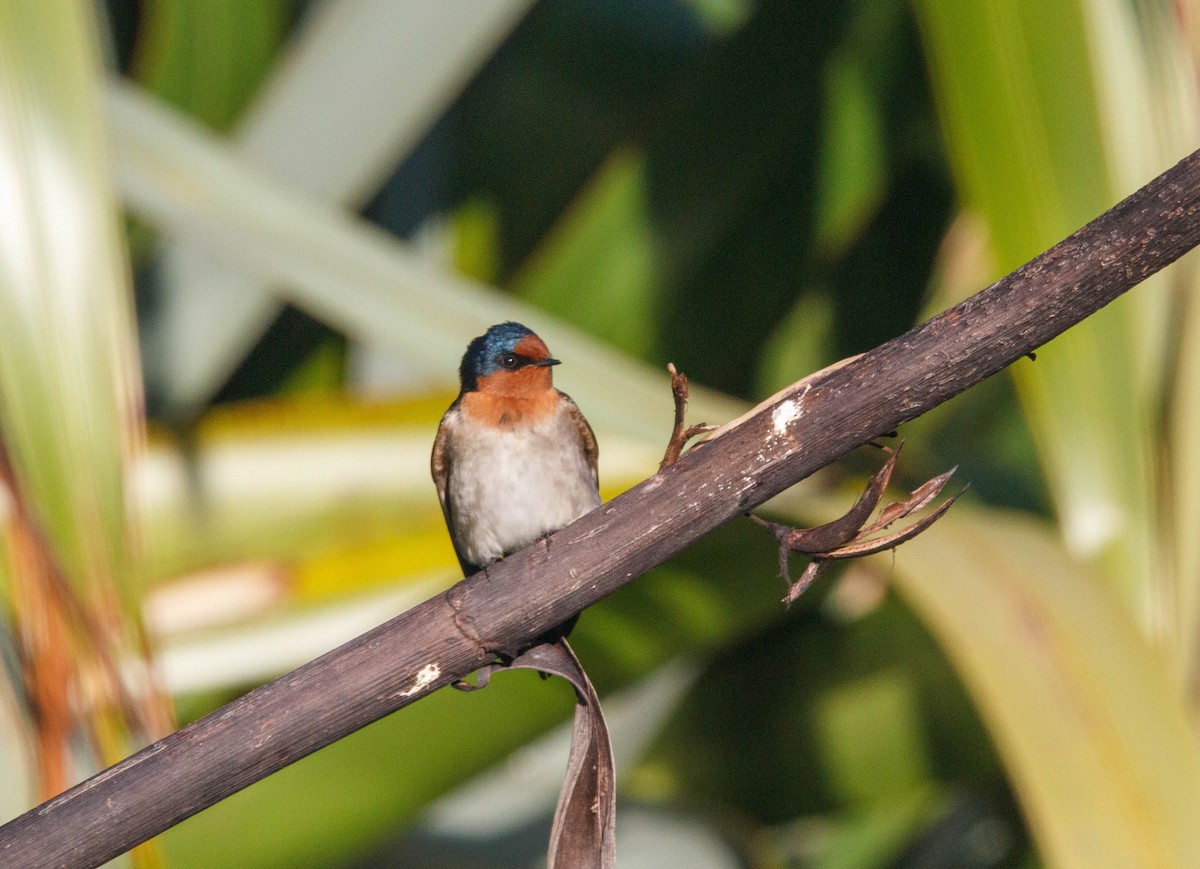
[432,322,601,580]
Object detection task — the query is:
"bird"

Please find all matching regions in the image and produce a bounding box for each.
[432,325,615,846]
[432,322,601,589]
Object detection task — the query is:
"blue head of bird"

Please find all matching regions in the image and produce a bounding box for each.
[459,322,560,397]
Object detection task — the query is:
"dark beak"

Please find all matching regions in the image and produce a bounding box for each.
[536,357,561,367]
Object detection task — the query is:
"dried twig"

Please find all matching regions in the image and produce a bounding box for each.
[659,363,715,470]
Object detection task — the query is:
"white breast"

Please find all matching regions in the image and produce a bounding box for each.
[444,402,600,569]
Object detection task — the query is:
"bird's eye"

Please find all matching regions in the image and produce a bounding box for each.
[500,353,520,370]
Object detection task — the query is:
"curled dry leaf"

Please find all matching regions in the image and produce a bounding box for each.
[750,447,900,554]
[821,490,963,560]
[752,445,963,605]
[861,465,959,537]
[451,640,615,868]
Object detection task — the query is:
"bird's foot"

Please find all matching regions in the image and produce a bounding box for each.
[450,616,579,692]
[451,648,517,692]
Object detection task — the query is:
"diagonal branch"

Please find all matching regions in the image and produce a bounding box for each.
[4,150,1200,869]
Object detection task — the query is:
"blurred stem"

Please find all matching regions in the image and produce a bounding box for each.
[0,6,170,867]
[8,518,71,800]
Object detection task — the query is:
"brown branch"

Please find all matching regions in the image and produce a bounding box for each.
[3,150,1200,869]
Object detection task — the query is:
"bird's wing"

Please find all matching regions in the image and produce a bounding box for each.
[431,405,476,574]
[430,411,453,517]
[560,391,599,489]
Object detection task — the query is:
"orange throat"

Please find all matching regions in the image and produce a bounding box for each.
[462,375,557,429]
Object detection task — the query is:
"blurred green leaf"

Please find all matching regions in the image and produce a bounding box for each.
[513,150,659,358]
[0,3,167,863]
[0,1,142,604]
[911,0,1198,644]
[452,196,503,283]
[816,671,930,806]
[811,2,894,259]
[684,0,754,35]
[131,0,286,132]
[894,508,1200,869]
[756,289,837,397]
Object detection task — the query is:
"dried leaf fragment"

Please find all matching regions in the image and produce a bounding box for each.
[752,446,963,605]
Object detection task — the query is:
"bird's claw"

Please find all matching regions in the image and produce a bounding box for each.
[450,634,588,694]
[451,657,508,692]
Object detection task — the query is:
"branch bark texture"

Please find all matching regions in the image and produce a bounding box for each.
[4,150,1200,869]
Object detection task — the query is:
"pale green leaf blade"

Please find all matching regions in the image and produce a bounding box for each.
[108,82,746,445]
[912,0,1162,626]
[1098,0,1200,684]
[893,509,1200,869]
[151,0,534,413]
[132,0,286,133]
[0,1,142,601]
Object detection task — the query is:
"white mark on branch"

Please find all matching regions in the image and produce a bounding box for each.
[772,385,810,437]
[397,663,441,698]
[772,399,800,435]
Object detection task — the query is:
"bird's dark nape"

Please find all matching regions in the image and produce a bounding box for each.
[458,334,489,392]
